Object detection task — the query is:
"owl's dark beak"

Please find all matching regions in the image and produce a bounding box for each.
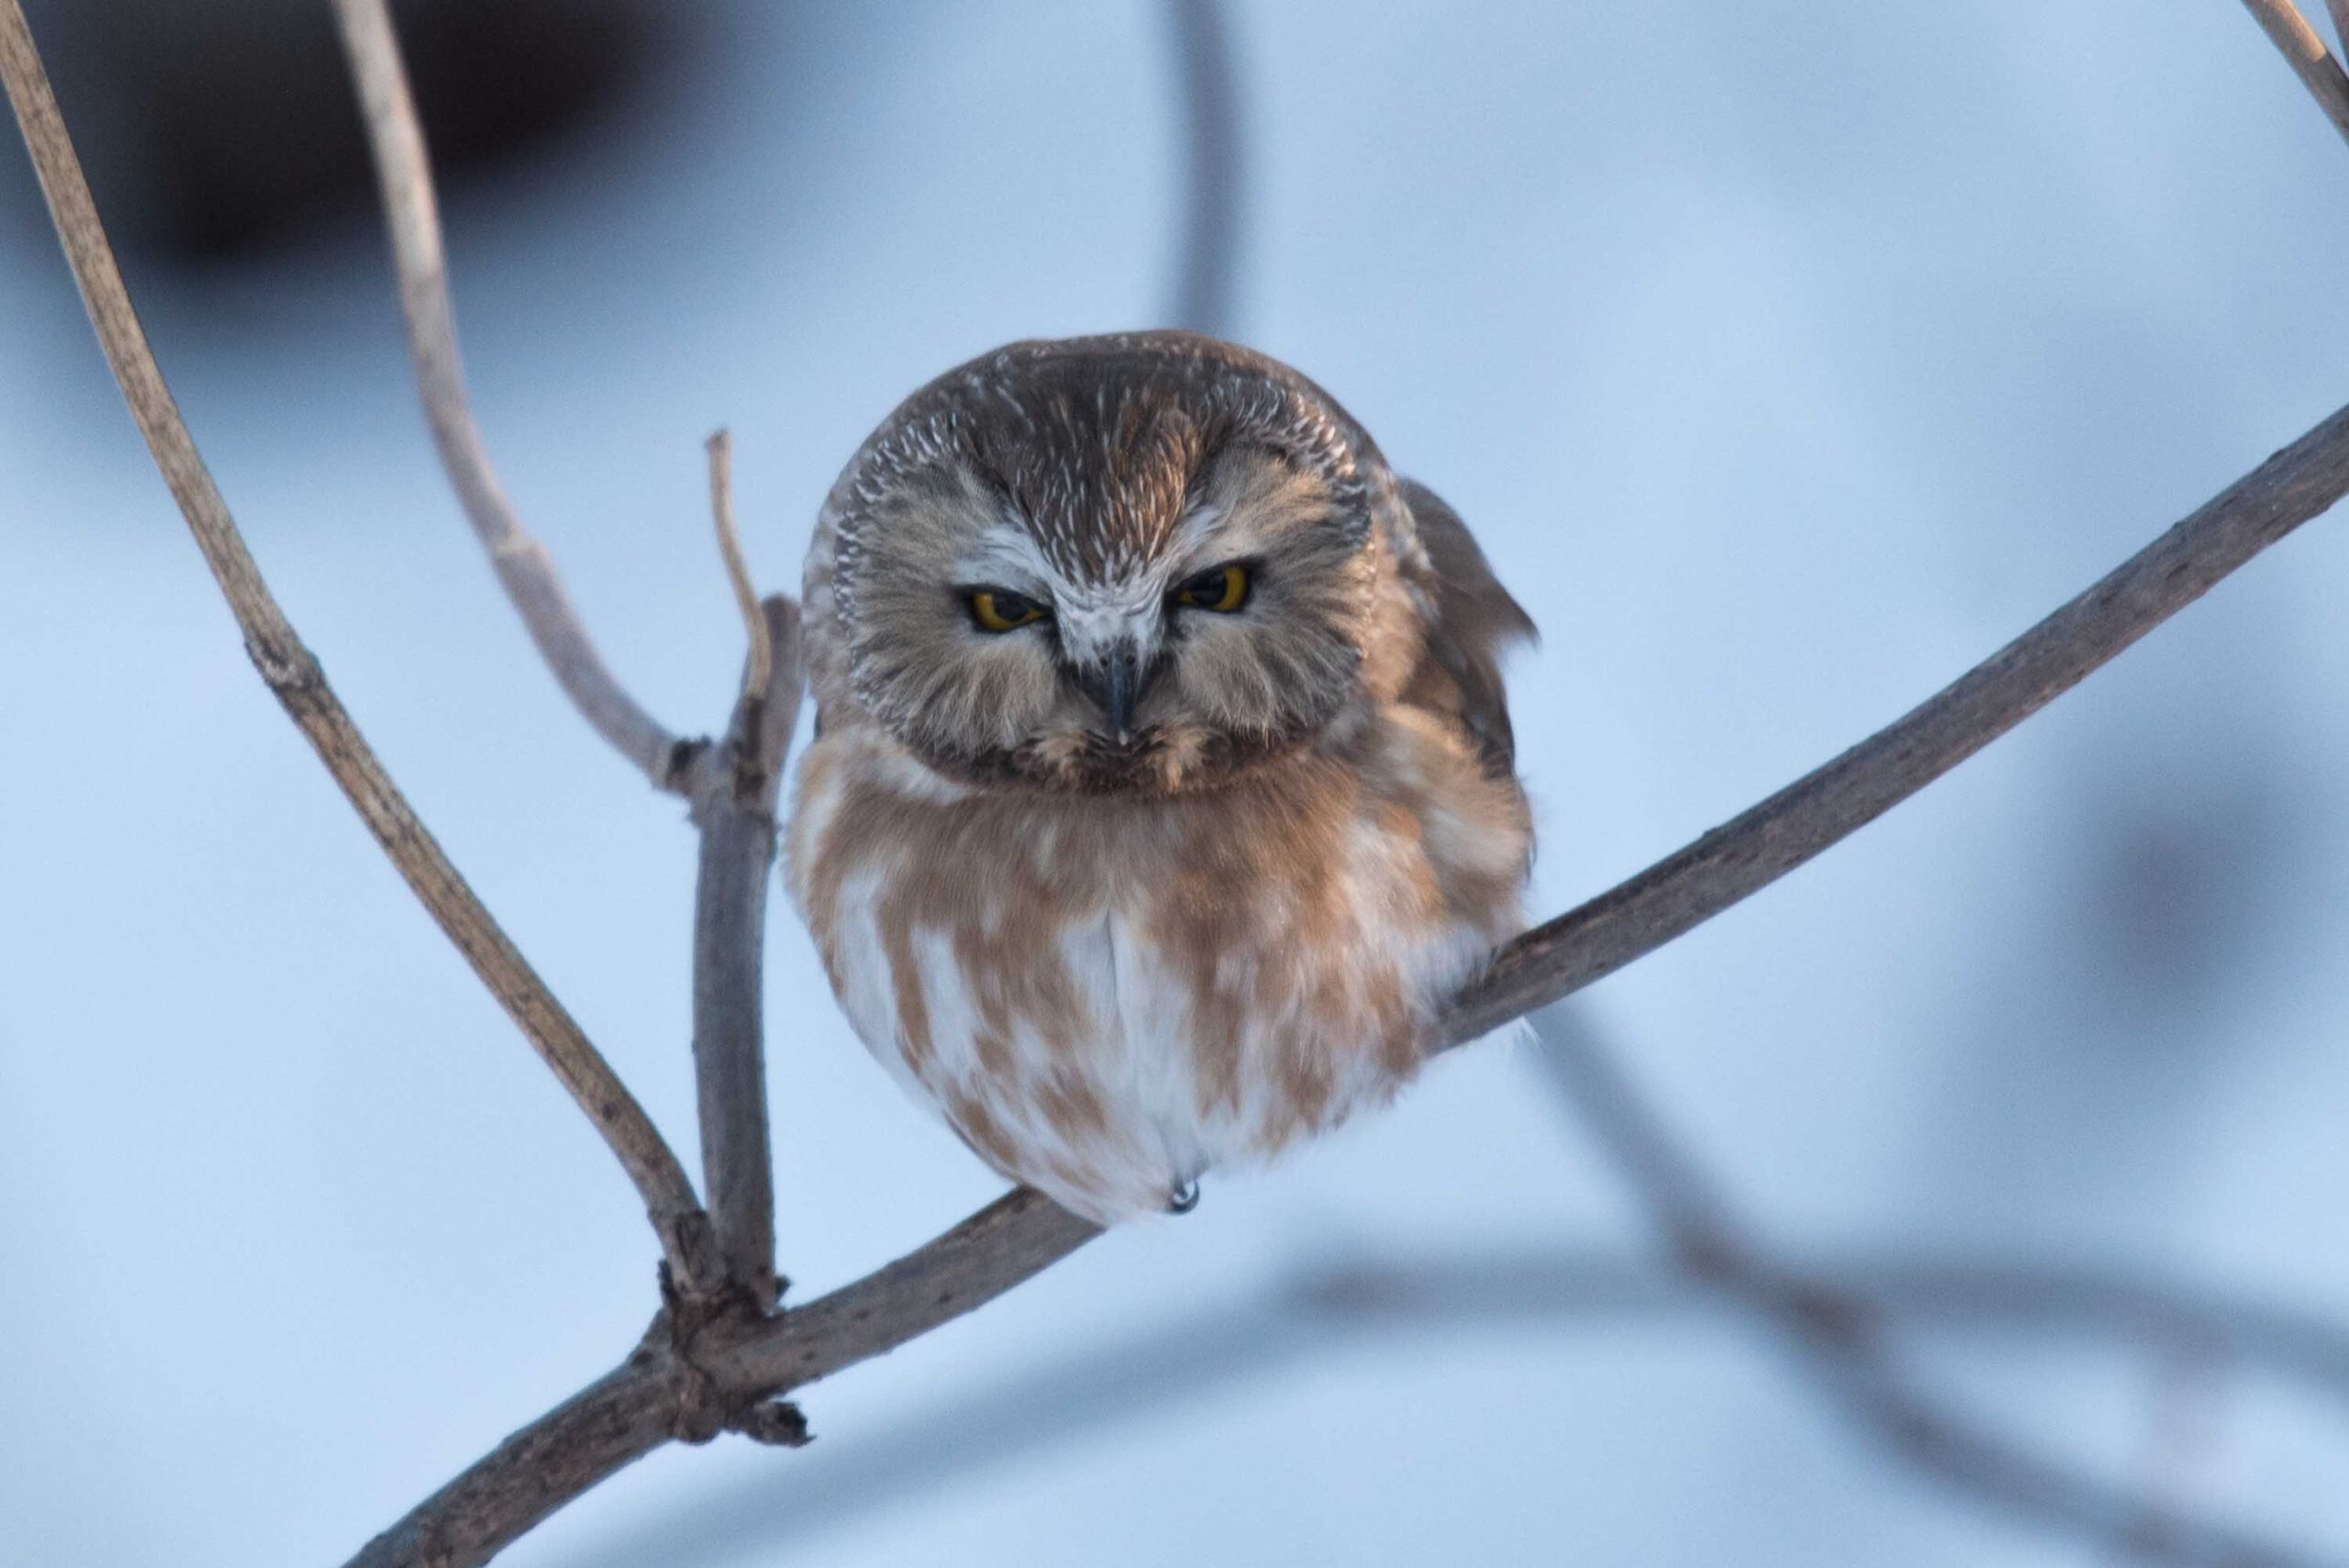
[1074,644,1152,743]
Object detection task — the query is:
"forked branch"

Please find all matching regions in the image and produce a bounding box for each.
[337,0,807,1309]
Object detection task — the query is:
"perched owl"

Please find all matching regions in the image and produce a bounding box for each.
[787,332,1533,1224]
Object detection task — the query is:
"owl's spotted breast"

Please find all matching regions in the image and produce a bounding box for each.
[786,706,1528,1223]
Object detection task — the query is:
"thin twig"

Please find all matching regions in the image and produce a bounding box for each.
[332,0,686,789]
[2242,0,2349,145]
[0,0,718,1296]
[705,430,772,707]
[1163,0,1243,337]
[2332,0,2349,57]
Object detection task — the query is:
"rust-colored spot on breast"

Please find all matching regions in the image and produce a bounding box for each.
[1037,1066,1110,1141]
[878,901,936,1079]
[946,1091,1022,1175]
[973,1026,1014,1084]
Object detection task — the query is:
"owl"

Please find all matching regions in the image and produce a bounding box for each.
[786,331,1533,1225]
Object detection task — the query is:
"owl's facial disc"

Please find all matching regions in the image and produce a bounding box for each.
[846,439,1372,795]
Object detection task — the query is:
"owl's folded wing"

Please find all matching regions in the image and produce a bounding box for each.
[1397,478,1537,777]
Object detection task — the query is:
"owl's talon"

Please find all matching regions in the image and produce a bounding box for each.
[1166,1178,1200,1214]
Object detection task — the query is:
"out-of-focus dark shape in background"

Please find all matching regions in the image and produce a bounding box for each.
[5,3,2349,1566]
[6,0,696,263]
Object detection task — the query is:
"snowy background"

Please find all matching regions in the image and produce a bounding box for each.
[5,2,2349,1563]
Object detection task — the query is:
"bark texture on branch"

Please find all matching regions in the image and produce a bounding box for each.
[690,595,803,1307]
[344,1346,691,1568]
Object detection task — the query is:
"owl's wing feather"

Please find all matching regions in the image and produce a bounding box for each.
[1397,478,1536,776]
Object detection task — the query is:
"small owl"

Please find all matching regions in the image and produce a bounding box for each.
[787,332,1533,1224]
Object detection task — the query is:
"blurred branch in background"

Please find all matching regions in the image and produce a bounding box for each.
[1162,0,1242,338]
[1525,1004,2340,1566]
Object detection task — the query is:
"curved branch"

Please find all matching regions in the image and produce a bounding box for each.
[0,0,716,1292]
[345,1344,693,1568]
[332,0,685,789]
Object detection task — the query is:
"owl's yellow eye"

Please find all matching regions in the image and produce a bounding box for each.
[1173,562,1252,614]
[967,588,1049,633]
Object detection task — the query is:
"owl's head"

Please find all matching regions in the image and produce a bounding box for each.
[807,334,1422,795]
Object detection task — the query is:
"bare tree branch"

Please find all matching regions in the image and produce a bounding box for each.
[1163,0,1243,337]
[347,1336,693,1568]
[704,431,772,708]
[0,0,718,1295]
[349,1191,1099,1568]
[689,589,802,1309]
[331,0,805,1321]
[331,0,687,789]
[2242,0,2349,145]
[1441,398,2349,1045]
[2332,1,2349,57]
[338,0,807,1310]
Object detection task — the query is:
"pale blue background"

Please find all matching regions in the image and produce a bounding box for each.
[6,3,2349,1563]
